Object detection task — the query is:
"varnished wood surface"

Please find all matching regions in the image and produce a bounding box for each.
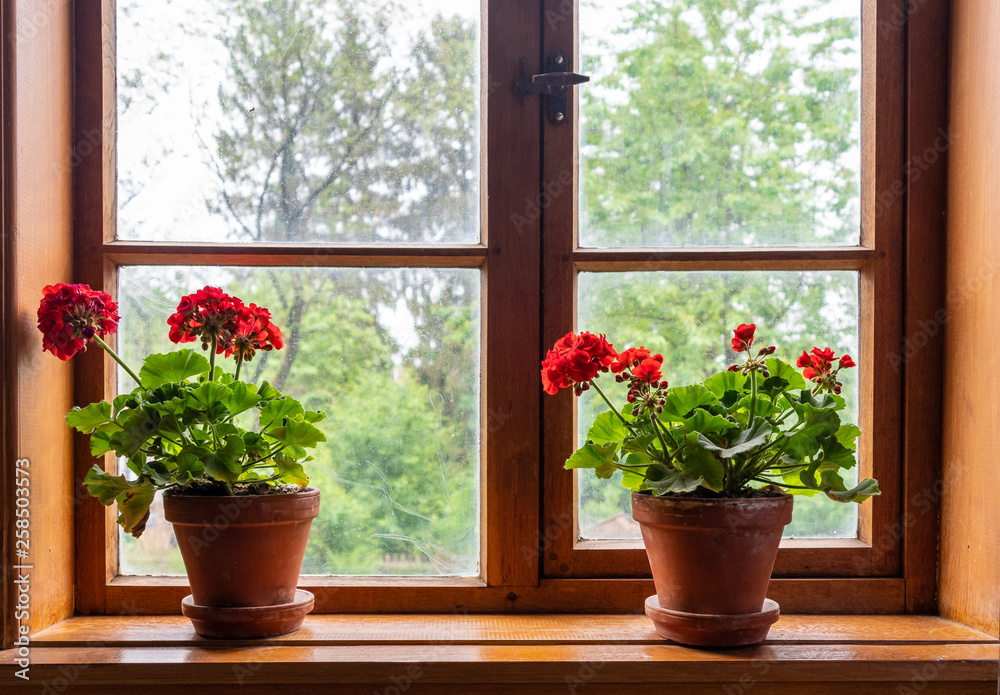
[902,0,950,616]
[1,615,996,692]
[7,0,77,642]
[481,0,543,588]
[941,0,1000,639]
[105,242,489,268]
[28,613,999,647]
[572,246,876,271]
[0,643,995,691]
[103,577,907,615]
[0,0,15,652]
[72,0,119,616]
[856,0,906,578]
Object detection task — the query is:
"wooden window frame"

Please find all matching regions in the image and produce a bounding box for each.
[540,0,902,583]
[35,0,942,619]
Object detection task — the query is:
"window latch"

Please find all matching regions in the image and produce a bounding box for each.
[515,53,590,126]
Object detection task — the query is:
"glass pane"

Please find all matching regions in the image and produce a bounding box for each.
[117,265,480,576]
[116,0,480,243]
[576,270,859,539]
[579,0,861,247]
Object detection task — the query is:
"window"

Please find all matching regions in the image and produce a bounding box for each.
[70,0,915,615]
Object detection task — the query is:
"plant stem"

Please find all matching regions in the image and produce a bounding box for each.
[234,355,243,382]
[748,369,758,425]
[652,417,675,462]
[209,337,218,381]
[92,335,145,390]
[589,379,636,433]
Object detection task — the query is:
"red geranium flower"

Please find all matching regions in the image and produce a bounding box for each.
[632,356,663,384]
[797,347,856,394]
[611,346,652,374]
[37,283,119,360]
[223,303,284,362]
[540,331,616,395]
[731,323,756,352]
[167,286,245,352]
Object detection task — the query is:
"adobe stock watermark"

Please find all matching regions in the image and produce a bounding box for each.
[510,169,573,234]
[12,458,32,681]
[875,127,955,221]
[890,257,1000,372]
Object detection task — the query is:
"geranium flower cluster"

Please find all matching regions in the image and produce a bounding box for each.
[37,283,120,360]
[797,347,855,395]
[727,323,775,376]
[612,347,668,418]
[168,286,283,362]
[540,331,616,396]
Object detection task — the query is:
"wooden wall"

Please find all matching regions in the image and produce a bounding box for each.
[1,0,77,648]
[940,0,1000,639]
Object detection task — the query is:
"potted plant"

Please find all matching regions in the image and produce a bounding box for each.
[37,283,325,638]
[541,324,878,647]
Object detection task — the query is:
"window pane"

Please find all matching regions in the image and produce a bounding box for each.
[117,265,481,576]
[116,0,480,243]
[579,0,861,247]
[576,270,859,539]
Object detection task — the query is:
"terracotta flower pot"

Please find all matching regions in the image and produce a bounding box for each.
[163,487,320,638]
[631,490,793,647]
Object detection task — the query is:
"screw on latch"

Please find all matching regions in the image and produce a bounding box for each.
[514,52,590,126]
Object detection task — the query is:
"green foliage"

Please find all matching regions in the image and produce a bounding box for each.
[568,354,877,503]
[75,349,326,538]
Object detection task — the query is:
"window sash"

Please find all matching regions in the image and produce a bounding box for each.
[539,0,905,579]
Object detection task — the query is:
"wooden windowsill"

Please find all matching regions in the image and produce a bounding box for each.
[1,614,997,693]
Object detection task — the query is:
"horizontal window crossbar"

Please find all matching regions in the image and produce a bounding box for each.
[104,242,489,268]
[573,246,875,271]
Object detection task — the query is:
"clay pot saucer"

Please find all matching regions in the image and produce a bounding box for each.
[644,595,779,648]
[182,589,315,639]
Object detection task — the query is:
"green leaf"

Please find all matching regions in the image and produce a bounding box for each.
[565,442,618,470]
[703,370,747,398]
[645,466,705,495]
[303,410,327,424]
[116,407,162,456]
[677,433,724,491]
[826,477,881,503]
[757,375,790,398]
[201,435,246,483]
[786,410,841,458]
[82,466,155,538]
[223,381,260,417]
[187,382,233,412]
[138,350,210,389]
[660,384,718,422]
[621,470,647,492]
[265,418,326,448]
[587,411,629,445]
[677,409,734,436]
[67,402,114,433]
[273,455,310,486]
[836,424,862,451]
[736,395,783,420]
[765,358,807,392]
[699,417,772,458]
[257,381,282,401]
[89,430,115,457]
[259,398,304,430]
[816,438,857,469]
